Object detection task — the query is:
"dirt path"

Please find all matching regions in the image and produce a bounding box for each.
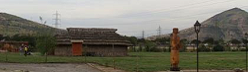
[0,63,102,72]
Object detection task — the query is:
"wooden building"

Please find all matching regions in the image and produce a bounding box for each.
[55,28,131,56]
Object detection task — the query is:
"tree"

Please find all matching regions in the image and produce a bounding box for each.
[242,38,248,44]
[35,28,56,62]
[0,34,3,40]
[138,44,143,52]
[155,37,170,45]
[190,39,201,52]
[199,44,210,52]
[125,36,138,52]
[229,39,241,51]
[229,39,241,44]
[125,36,138,45]
[36,34,56,55]
[203,38,214,44]
[217,39,225,45]
[202,38,216,51]
[191,39,201,44]
[213,44,224,51]
[180,39,188,52]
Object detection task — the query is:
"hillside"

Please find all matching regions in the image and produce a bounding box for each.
[0,12,64,36]
[148,8,248,41]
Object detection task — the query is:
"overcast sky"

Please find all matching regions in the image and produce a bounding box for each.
[0,0,248,37]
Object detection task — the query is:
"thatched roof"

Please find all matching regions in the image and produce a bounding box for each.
[56,28,131,45]
[0,41,28,44]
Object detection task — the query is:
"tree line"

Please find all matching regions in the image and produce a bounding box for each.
[125,36,248,52]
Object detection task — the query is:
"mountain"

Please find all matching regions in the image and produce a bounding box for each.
[148,8,248,41]
[0,12,64,36]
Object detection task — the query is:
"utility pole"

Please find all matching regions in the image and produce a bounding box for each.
[157,26,162,38]
[142,30,145,39]
[53,11,60,28]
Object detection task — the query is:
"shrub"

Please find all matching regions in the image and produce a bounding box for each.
[199,44,210,52]
[213,44,224,51]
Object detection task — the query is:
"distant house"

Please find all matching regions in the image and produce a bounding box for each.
[186,44,196,52]
[55,28,131,56]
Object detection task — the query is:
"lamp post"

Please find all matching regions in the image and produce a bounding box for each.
[245,33,248,72]
[194,20,201,72]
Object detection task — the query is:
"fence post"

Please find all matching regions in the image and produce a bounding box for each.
[112,44,116,69]
[85,44,88,72]
[45,52,47,62]
[85,45,87,63]
[136,51,139,72]
[5,51,8,62]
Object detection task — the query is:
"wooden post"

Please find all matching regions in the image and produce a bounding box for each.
[5,49,8,62]
[45,52,47,62]
[136,50,139,72]
[85,45,87,63]
[112,44,116,69]
[45,36,48,63]
[85,44,88,72]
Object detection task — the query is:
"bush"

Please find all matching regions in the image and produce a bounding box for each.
[199,44,210,52]
[213,44,224,51]
[36,34,56,55]
[144,41,156,52]
[150,46,161,52]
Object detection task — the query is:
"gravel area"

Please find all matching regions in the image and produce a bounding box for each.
[0,63,102,72]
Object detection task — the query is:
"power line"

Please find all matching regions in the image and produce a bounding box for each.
[114,5,248,26]
[118,5,248,36]
[129,0,214,16]
[76,4,248,27]
[100,6,248,27]
[144,5,248,23]
[124,0,235,18]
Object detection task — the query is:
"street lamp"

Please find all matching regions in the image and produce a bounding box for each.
[245,33,248,72]
[194,20,201,72]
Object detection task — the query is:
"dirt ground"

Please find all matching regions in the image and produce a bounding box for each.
[88,63,126,72]
[0,63,102,72]
[0,63,241,72]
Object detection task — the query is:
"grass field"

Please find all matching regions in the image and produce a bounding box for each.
[0,52,247,72]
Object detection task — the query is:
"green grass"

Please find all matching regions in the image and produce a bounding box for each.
[0,52,247,72]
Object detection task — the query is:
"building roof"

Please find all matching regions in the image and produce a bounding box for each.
[0,41,28,44]
[56,28,131,45]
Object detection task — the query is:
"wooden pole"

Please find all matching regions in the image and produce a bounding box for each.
[112,44,116,69]
[85,45,87,63]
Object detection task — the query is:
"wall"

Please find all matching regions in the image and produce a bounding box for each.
[84,45,128,56]
[54,44,128,56]
[54,45,72,56]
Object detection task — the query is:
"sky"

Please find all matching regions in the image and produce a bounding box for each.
[0,0,248,38]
